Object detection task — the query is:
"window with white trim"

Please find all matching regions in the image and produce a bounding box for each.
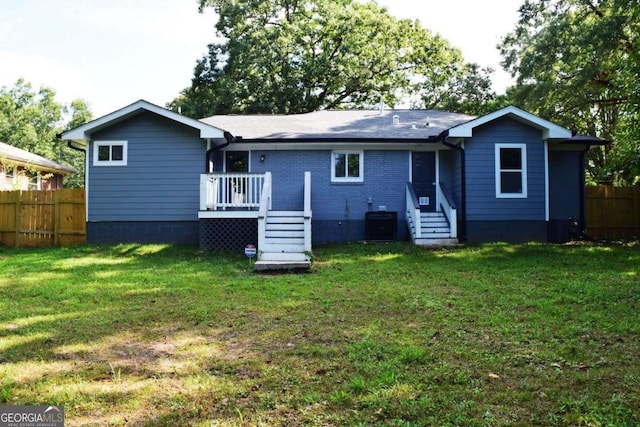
[495,143,527,198]
[331,151,363,182]
[93,141,127,166]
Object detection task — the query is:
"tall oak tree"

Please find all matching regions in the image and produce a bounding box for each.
[170,0,498,117]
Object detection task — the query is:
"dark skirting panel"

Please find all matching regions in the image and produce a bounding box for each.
[87,221,199,245]
[466,220,548,243]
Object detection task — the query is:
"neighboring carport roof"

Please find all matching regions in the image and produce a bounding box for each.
[200,109,475,141]
[61,99,226,143]
[562,134,611,145]
[0,141,77,174]
[447,105,572,140]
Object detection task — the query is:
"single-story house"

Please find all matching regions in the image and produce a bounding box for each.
[0,141,77,190]
[60,100,605,265]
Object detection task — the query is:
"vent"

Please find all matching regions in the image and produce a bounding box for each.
[392,115,400,125]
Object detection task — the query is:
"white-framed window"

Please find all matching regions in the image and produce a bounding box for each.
[93,140,128,166]
[495,143,527,198]
[331,151,363,183]
[27,173,41,190]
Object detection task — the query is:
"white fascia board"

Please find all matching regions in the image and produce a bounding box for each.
[61,100,225,141]
[447,106,572,140]
[231,141,448,151]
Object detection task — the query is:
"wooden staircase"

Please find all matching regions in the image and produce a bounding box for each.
[407,211,459,247]
[255,211,311,271]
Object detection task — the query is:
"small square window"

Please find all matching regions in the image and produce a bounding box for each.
[331,151,363,182]
[495,144,527,198]
[94,141,128,166]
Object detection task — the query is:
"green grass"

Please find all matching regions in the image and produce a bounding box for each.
[0,242,638,426]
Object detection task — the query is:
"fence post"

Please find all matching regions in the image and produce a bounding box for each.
[633,187,640,239]
[54,190,61,246]
[14,191,20,248]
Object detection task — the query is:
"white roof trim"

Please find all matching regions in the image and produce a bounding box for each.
[447,105,572,140]
[61,99,226,141]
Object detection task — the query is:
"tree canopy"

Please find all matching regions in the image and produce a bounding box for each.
[500,0,640,185]
[0,79,92,188]
[169,0,498,117]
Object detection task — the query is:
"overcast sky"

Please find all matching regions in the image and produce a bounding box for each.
[0,0,522,118]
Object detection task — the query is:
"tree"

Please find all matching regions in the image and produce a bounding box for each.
[0,79,92,188]
[169,0,496,117]
[500,0,640,185]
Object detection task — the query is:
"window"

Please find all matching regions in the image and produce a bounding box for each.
[93,141,127,166]
[331,151,363,182]
[27,174,41,190]
[495,143,527,198]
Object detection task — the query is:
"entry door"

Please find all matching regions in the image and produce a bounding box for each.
[224,151,249,206]
[412,152,436,213]
[225,151,249,172]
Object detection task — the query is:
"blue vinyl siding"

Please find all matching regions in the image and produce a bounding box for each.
[88,112,206,221]
[465,117,546,221]
[548,149,582,219]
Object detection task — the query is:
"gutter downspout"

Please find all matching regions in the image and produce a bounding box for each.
[579,144,591,238]
[441,131,466,241]
[205,131,236,173]
[64,139,87,187]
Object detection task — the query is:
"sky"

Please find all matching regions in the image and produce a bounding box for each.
[0,0,522,119]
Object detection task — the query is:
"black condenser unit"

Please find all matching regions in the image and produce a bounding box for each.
[365,211,397,241]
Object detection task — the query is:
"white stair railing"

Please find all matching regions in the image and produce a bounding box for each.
[406,183,422,239]
[257,172,272,252]
[303,171,312,253]
[437,182,457,239]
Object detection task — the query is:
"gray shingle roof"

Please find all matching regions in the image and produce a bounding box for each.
[0,142,77,174]
[200,109,476,140]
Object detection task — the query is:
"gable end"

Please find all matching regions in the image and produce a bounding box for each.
[448,106,571,140]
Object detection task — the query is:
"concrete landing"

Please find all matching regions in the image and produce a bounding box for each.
[254,260,311,272]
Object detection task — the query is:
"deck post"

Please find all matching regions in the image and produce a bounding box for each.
[257,172,272,253]
[199,174,208,211]
[303,171,312,253]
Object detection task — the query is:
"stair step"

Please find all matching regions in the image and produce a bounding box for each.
[420,226,451,235]
[417,232,452,239]
[265,230,304,238]
[267,217,305,224]
[268,211,304,217]
[265,236,304,243]
[262,243,305,253]
[421,212,446,218]
[266,223,304,231]
[254,260,311,272]
[259,252,309,261]
[422,220,449,227]
[414,238,459,247]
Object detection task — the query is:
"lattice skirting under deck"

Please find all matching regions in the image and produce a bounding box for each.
[199,218,258,251]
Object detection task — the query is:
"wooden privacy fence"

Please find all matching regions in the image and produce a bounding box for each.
[0,189,86,247]
[586,186,640,240]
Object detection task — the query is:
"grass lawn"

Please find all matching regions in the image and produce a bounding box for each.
[0,242,638,426]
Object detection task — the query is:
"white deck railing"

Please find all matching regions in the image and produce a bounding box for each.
[200,173,266,211]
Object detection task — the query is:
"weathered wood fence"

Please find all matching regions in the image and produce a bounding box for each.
[586,186,640,240]
[0,189,86,247]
